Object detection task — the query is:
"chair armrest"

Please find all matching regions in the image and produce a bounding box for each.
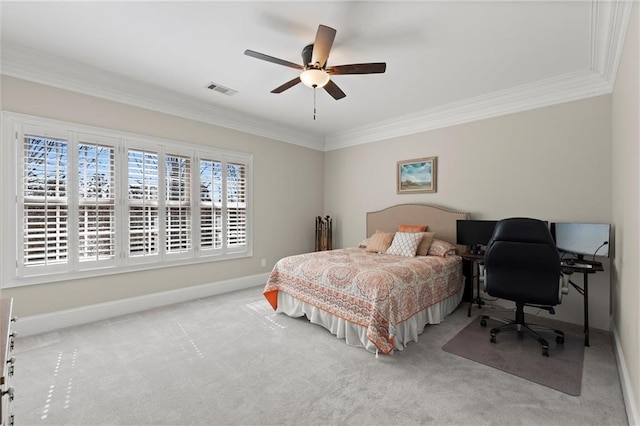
[559,274,570,303]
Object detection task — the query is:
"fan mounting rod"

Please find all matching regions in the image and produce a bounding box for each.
[302,44,317,68]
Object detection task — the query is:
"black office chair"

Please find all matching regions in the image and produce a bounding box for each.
[480,218,566,356]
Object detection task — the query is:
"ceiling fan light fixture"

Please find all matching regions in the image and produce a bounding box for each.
[300,68,330,88]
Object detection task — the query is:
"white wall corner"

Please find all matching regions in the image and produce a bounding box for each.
[13,273,270,337]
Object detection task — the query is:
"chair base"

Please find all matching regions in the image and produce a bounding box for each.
[480,302,565,357]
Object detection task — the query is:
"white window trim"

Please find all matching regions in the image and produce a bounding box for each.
[1,111,253,288]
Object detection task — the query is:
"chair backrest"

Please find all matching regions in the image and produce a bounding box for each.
[484,218,561,305]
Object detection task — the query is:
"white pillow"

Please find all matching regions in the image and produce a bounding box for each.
[386,232,423,257]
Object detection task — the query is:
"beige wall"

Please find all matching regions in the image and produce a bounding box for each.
[324,95,613,330]
[0,76,324,317]
[612,1,640,422]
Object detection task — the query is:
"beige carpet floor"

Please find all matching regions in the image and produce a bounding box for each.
[11,286,628,425]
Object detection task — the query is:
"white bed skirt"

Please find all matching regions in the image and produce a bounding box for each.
[276,286,465,354]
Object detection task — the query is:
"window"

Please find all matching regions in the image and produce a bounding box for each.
[199,159,222,250]
[2,113,252,287]
[226,162,247,248]
[22,134,69,270]
[198,158,248,253]
[78,140,116,263]
[127,149,160,258]
[165,153,192,255]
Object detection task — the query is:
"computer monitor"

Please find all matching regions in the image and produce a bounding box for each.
[456,220,498,254]
[550,222,611,260]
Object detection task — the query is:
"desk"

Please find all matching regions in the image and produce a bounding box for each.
[460,252,485,317]
[561,260,604,347]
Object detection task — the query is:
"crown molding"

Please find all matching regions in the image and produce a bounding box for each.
[590,0,634,81]
[324,69,612,151]
[324,0,631,151]
[0,44,326,151]
[0,1,630,153]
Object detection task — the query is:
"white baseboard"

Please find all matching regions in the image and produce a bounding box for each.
[612,320,639,426]
[14,272,270,337]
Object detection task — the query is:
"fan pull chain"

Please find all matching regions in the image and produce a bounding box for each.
[313,86,317,120]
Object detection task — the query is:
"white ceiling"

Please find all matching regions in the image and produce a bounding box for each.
[0,1,631,150]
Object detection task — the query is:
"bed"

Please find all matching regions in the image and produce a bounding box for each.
[263,204,471,354]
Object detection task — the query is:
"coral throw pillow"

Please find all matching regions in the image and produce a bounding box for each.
[398,224,428,232]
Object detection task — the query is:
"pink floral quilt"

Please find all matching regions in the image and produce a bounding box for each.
[263,248,463,354]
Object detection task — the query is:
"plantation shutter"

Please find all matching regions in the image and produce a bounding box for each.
[128,149,159,257]
[22,135,69,267]
[226,162,247,248]
[165,154,192,254]
[78,142,116,262]
[199,159,222,250]
[7,113,252,284]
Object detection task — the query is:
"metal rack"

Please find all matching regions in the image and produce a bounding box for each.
[315,216,332,251]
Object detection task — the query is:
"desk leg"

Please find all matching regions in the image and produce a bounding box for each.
[467,267,473,316]
[464,260,475,317]
[583,272,590,347]
[466,260,483,317]
[467,260,477,317]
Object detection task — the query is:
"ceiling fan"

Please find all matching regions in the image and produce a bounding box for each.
[244,24,386,101]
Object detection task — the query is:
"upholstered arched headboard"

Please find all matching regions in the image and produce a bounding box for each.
[366,204,470,245]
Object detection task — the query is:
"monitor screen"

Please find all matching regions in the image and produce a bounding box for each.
[456,220,498,247]
[551,222,610,259]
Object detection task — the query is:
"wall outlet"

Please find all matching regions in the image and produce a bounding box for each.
[261,258,266,267]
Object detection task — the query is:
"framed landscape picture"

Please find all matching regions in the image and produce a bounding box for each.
[397,156,437,194]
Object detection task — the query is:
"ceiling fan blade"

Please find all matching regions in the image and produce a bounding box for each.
[244,49,303,70]
[326,63,387,75]
[324,80,346,100]
[311,25,336,68]
[271,77,302,93]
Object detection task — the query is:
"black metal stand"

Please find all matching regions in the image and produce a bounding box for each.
[461,252,485,317]
[567,271,592,347]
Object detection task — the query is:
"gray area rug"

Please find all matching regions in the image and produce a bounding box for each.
[442,314,585,395]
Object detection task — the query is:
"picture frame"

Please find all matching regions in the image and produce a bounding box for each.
[397,156,437,194]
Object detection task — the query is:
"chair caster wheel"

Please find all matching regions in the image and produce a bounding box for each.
[480,319,487,327]
[556,335,565,344]
[542,347,549,357]
[490,334,496,343]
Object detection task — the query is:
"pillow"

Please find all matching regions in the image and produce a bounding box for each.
[365,231,395,253]
[358,238,370,249]
[428,239,458,257]
[416,231,436,256]
[398,224,427,232]
[386,232,424,257]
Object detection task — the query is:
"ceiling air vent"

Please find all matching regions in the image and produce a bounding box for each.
[205,82,237,96]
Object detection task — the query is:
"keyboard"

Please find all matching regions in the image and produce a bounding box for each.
[561,261,598,269]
